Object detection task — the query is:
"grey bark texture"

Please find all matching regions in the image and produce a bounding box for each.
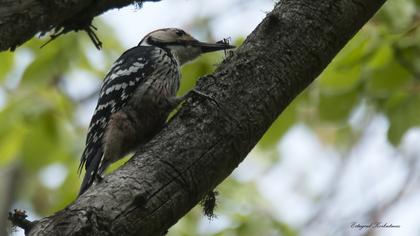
[22,0,386,235]
[0,0,160,51]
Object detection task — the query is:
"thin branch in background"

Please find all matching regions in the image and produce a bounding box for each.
[0,161,21,236]
[364,152,419,235]
[303,154,348,228]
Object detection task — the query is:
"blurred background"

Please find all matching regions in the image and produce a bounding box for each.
[1,0,420,235]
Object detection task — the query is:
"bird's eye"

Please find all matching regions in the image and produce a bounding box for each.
[175,30,184,36]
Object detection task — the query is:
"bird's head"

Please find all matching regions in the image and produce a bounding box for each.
[139,28,235,65]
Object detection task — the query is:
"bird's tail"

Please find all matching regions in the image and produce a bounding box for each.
[78,151,103,197]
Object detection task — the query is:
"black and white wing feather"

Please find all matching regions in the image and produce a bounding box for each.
[78,46,157,195]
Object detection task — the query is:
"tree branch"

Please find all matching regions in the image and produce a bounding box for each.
[0,0,161,51]
[24,0,386,235]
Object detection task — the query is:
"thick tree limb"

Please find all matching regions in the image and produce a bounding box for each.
[0,0,160,51]
[26,0,386,235]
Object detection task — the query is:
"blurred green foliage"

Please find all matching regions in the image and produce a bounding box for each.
[0,0,419,235]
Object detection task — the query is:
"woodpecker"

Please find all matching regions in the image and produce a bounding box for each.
[78,28,235,196]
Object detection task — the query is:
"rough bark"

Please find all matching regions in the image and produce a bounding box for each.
[24,0,386,235]
[0,0,160,51]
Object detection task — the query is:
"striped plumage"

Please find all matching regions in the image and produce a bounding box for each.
[78,28,234,196]
[78,46,179,195]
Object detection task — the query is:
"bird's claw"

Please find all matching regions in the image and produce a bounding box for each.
[95,173,104,183]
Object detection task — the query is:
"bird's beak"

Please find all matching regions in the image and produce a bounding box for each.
[192,40,236,53]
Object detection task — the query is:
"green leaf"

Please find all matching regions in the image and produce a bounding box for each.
[318,64,362,92]
[0,51,14,82]
[378,0,417,31]
[386,92,420,145]
[274,221,298,236]
[21,47,64,87]
[21,34,82,87]
[334,32,373,67]
[318,89,359,122]
[318,29,380,92]
[366,43,393,69]
[21,111,62,171]
[393,44,420,79]
[366,60,412,96]
[0,125,26,166]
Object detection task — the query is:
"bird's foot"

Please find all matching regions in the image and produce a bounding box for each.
[95,173,104,183]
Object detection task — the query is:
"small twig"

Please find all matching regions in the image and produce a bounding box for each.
[364,152,418,235]
[40,31,65,49]
[8,209,37,235]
